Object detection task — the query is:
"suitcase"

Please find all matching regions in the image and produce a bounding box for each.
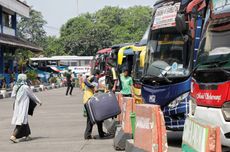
[86,92,121,124]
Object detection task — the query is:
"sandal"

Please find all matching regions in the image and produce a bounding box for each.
[10,136,18,143]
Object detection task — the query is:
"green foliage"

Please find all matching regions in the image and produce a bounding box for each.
[15,50,33,73]
[17,9,47,47]
[17,6,152,56]
[49,77,57,84]
[16,9,47,60]
[60,6,152,56]
[26,70,37,81]
[43,36,66,57]
[60,16,112,55]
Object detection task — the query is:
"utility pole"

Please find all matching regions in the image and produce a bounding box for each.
[76,0,79,16]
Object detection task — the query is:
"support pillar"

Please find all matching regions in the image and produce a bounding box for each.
[0,47,4,74]
[12,13,17,36]
[0,6,2,33]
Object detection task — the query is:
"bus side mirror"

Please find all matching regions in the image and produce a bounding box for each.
[176,13,186,33]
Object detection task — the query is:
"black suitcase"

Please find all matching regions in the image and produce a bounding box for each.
[86,92,121,124]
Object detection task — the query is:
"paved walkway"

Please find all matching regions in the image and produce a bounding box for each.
[3,87,224,151]
[0,88,116,152]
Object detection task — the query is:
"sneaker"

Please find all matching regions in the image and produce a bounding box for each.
[10,136,18,143]
[100,133,111,139]
[84,135,93,140]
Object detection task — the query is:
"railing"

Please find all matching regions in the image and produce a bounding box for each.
[3,26,15,36]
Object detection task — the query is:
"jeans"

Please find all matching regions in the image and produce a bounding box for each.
[66,83,73,95]
[84,105,104,138]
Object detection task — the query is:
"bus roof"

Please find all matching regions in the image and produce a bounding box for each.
[30,57,59,61]
[30,56,94,61]
[51,56,94,60]
[97,48,112,54]
[111,43,134,49]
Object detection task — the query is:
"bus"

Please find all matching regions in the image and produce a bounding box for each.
[141,0,206,130]
[191,0,230,146]
[93,48,112,74]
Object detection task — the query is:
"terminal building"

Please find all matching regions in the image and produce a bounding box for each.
[0,0,42,88]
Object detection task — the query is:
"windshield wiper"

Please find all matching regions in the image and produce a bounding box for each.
[151,64,172,78]
[202,60,229,67]
[193,60,230,74]
[141,73,172,83]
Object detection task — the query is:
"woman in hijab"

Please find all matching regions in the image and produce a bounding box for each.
[10,74,42,143]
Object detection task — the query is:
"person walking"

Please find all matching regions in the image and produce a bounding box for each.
[10,74,42,143]
[120,68,133,97]
[66,70,74,96]
[105,60,118,93]
[83,70,109,139]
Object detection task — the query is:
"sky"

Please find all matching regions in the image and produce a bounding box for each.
[25,0,155,36]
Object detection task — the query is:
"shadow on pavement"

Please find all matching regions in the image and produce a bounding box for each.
[167,131,183,148]
[223,146,230,152]
[93,135,114,140]
[30,136,49,141]
[18,136,49,143]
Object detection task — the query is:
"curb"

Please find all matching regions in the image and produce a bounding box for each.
[0,84,64,100]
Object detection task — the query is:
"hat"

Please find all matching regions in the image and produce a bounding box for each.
[17,74,27,81]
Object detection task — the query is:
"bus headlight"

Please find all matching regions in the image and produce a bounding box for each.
[168,92,190,109]
[222,102,230,122]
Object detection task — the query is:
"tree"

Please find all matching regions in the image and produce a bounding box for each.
[43,36,66,57]
[17,9,47,47]
[60,16,112,55]
[60,6,152,56]
[95,6,125,28]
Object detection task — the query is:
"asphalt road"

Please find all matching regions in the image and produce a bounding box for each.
[0,88,116,152]
[1,88,227,152]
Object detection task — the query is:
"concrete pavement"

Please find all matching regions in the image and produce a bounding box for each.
[0,88,184,152]
[0,88,116,152]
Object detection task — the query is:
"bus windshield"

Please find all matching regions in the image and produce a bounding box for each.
[143,29,190,80]
[197,29,230,70]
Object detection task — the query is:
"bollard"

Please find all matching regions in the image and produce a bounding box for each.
[116,93,124,124]
[122,97,134,134]
[0,90,6,98]
[51,83,55,89]
[130,112,136,139]
[126,104,168,152]
[39,85,44,91]
[114,97,134,150]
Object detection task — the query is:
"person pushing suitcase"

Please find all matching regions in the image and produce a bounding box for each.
[83,70,110,139]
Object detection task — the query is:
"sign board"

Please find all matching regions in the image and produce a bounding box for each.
[152,2,180,30]
[68,66,91,74]
[212,0,230,10]
[212,0,230,15]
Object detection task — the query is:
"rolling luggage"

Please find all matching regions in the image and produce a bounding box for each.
[86,92,121,124]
